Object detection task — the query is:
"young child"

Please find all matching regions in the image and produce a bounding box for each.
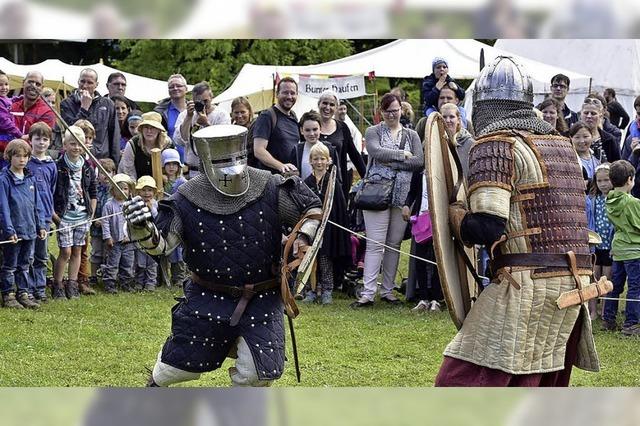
[570,122,600,187]
[27,122,57,302]
[602,160,640,336]
[402,169,443,312]
[89,158,116,287]
[0,139,46,309]
[101,173,136,294]
[73,119,98,295]
[587,164,614,319]
[52,126,97,300]
[290,110,339,181]
[0,70,22,169]
[134,175,159,291]
[161,148,187,287]
[301,143,351,305]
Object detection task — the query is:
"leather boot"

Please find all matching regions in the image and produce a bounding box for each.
[78,281,96,295]
[65,279,80,299]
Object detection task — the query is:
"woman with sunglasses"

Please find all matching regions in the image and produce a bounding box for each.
[350,93,424,308]
[580,95,620,163]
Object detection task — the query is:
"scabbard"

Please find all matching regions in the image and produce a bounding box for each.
[556,277,613,309]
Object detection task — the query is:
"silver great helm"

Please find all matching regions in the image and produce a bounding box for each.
[473,55,533,105]
[191,124,249,197]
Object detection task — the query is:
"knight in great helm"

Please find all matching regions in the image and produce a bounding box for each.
[124,124,321,387]
[435,56,602,386]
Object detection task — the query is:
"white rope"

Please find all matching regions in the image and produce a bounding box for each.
[327,220,640,303]
[0,211,123,245]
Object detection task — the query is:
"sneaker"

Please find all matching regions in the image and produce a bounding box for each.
[380,294,402,305]
[65,280,80,299]
[601,320,618,331]
[144,285,156,292]
[411,300,429,313]
[2,292,24,309]
[621,324,640,337]
[350,298,374,308]
[34,292,48,303]
[302,292,317,304]
[321,291,333,305]
[429,300,442,312]
[17,292,39,309]
[51,282,67,300]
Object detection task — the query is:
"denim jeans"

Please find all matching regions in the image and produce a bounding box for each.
[135,249,158,288]
[1,239,35,295]
[29,232,49,295]
[603,259,640,327]
[102,242,135,289]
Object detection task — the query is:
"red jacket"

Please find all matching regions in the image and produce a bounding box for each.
[10,96,56,135]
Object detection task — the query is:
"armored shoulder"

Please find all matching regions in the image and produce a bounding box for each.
[467,132,516,220]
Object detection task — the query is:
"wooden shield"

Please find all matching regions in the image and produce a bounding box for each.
[424,112,476,330]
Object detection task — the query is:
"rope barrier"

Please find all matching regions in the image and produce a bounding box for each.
[327,219,640,303]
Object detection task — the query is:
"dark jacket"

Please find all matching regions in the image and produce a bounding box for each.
[597,127,621,163]
[607,100,630,129]
[0,167,45,239]
[289,141,340,182]
[60,90,121,164]
[421,73,466,114]
[153,98,173,134]
[53,156,97,219]
[404,170,425,216]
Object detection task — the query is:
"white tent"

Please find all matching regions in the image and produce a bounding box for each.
[215,39,591,115]
[0,57,189,103]
[495,39,640,114]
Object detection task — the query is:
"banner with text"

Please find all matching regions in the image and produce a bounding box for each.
[299,75,366,99]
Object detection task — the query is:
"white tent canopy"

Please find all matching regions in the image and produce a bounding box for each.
[0,57,189,103]
[495,39,639,115]
[215,39,591,116]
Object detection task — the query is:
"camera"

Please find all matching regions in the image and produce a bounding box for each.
[194,100,206,113]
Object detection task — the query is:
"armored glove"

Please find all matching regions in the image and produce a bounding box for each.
[123,195,160,248]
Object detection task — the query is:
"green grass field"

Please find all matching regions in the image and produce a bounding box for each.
[0,240,638,387]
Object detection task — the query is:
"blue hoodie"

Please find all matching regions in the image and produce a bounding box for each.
[27,155,57,226]
[0,167,45,240]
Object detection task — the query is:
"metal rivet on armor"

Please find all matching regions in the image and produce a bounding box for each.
[229,276,233,279]
[243,244,247,248]
[262,231,265,235]
[251,316,254,320]
[219,220,223,224]
[201,242,205,246]
[211,343,214,347]
[216,316,221,319]
[260,219,263,223]
[238,216,242,220]
[211,249,214,252]
[258,269,262,273]
[217,362,220,366]
[205,338,209,341]
[264,314,268,317]
[209,318,213,321]
[259,295,263,298]
[270,349,273,353]
[217,321,221,324]
[227,268,231,271]
[222,227,225,231]
[202,249,206,253]
[190,341,193,345]
[195,311,199,315]
[263,321,267,325]
[220,297,224,300]
[240,223,243,227]
[187,362,191,366]
[208,313,211,316]
[260,350,263,354]
[268,341,271,345]
[197,208,201,212]
[214,294,217,298]
[242,237,246,240]
[263,371,266,375]
[251,324,255,327]
[193,335,196,338]
[247,272,251,275]
[203,343,206,347]
[273,370,277,373]
[200,230,204,233]
[192,249,196,253]
[224,339,228,343]
[198,222,202,226]
[202,292,205,296]
[224,247,228,251]
[196,268,199,272]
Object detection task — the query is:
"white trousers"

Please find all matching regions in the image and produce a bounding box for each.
[361,207,407,302]
[152,336,273,387]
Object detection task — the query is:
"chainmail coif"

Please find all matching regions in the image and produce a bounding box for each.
[473,99,557,137]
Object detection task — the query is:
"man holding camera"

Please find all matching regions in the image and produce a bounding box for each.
[173,81,230,178]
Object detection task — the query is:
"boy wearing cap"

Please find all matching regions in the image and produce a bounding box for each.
[52,126,97,300]
[101,174,136,294]
[134,176,159,291]
[421,56,466,116]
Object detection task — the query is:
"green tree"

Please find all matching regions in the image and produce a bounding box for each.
[114,40,354,94]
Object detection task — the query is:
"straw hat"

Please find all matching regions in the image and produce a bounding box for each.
[135,175,157,190]
[137,111,165,132]
[112,173,135,187]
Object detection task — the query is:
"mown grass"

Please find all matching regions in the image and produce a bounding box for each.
[0,284,638,387]
[0,239,637,387]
